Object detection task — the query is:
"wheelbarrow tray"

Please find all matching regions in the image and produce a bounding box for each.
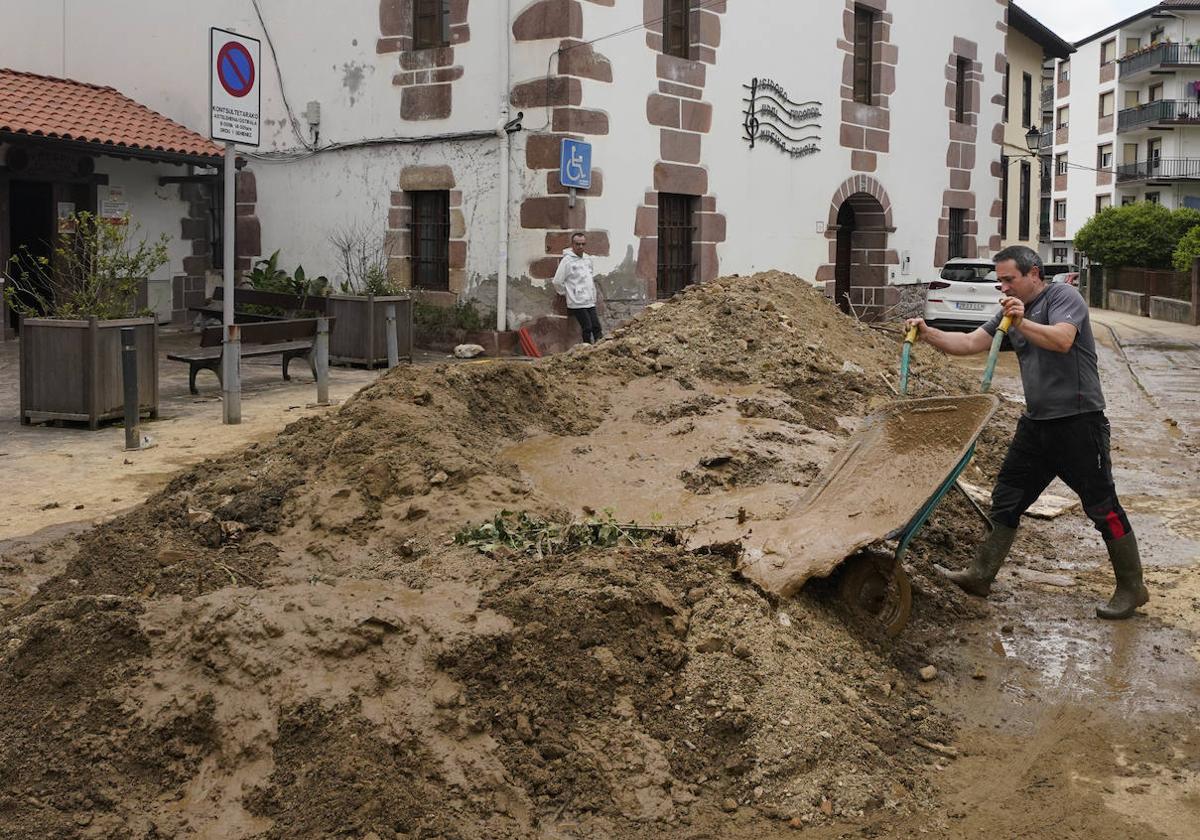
[739,394,999,597]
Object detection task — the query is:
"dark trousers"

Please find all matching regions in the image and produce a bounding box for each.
[991,412,1132,541]
[570,306,603,344]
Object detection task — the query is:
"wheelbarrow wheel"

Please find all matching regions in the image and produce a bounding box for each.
[838,549,912,637]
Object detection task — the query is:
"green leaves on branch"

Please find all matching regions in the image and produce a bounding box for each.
[1073,203,1200,269]
[1173,225,1200,272]
[454,510,680,558]
[3,211,168,320]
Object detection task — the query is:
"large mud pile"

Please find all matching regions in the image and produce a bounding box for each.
[0,272,1018,839]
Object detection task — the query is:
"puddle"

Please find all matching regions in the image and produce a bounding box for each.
[998,618,1200,715]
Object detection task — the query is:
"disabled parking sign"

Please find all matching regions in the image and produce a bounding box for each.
[210,27,261,146]
[560,138,592,189]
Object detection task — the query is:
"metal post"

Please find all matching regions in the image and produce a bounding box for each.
[316,317,330,405]
[121,327,140,451]
[1192,257,1200,326]
[222,141,241,424]
[385,303,399,369]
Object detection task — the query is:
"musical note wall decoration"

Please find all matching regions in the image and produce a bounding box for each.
[742,77,822,159]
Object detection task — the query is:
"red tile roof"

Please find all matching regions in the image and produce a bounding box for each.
[0,68,223,162]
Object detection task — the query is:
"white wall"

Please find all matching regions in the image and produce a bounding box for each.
[92,158,193,286]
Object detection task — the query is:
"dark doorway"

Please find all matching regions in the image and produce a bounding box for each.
[834,202,855,315]
[7,180,55,329]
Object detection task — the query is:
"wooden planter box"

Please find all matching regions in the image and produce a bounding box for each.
[326,294,413,368]
[19,316,159,429]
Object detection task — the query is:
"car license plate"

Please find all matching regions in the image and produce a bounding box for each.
[956,302,986,311]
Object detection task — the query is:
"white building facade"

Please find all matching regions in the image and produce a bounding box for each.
[3,0,1018,332]
[1051,0,1200,265]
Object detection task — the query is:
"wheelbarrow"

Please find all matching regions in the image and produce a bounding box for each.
[738,316,1011,635]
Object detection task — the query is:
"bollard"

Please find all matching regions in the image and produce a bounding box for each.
[223,324,242,424]
[316,317,330,405]
[385,303,399,369]
[121,327,140,451]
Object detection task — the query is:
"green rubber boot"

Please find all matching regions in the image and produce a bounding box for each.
[940,522,1018,598]
[1096,533,1149,620]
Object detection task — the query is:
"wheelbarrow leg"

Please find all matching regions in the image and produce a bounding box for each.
[838,548,913,637]
[954,480,995,532]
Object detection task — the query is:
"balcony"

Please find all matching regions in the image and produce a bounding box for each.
[1117,99,1200,133]
[1040,85,1053,110]
[1115,157,1200,183]
[1119,42,1200,81]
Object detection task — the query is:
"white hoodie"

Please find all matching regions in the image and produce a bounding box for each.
[552,249,596,309]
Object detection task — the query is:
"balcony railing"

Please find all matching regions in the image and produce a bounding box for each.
[1117,99,1200,132]
[1041,85,1053,109]
[1115,157,1200,183]
[1119,42,1200,79]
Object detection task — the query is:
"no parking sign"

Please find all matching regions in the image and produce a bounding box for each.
[210,27,261,146]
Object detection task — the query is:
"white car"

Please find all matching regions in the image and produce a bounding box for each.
[923,258,1003,331]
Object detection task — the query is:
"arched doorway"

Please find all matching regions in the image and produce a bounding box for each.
[830,191,890,319]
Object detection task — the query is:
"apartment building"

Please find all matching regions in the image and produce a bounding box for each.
[1051,0,1200,264]
[3,0,1013,333]
[999,5,1073,254]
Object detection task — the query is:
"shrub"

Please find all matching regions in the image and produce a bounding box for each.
[1074,203,1200,268]
[1173,225,1200,272]
[3,211,168,319]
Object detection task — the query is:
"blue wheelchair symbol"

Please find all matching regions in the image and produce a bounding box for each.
[560,139,592,189]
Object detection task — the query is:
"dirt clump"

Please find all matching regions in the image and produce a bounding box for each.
[0,271,1019,838]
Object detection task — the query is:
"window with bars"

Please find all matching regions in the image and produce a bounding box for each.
[411,190,450,291]
[955,57,970,123]
[853,5,877,105]
[413,0,451,50]
[948,209,967,260]
[663,0,690,59]
[656,193,695,299]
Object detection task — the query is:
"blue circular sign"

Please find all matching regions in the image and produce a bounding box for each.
[217,42,255,98]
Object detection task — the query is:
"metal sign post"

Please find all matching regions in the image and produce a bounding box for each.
[210,26,262,425]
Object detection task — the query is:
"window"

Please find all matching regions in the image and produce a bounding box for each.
[1000,154,1009,238]
[413,0,450,50]
[955,57,970,123]
[657,193,695,298]
[1059,61,1071,82]
[948,209,967,259]
[1054,199,1067,221]
[1121,195,1137,206]
[1150,27,1164,45]
[1149,83,1163,102]
[663,0,690,59]
[1057,105,1070,129]
[411,190,450,290]
[1125,89,1140,109]
[853,5,877,105]
[1123,142,1138,165]
[1101,39,1117,65]
[1145,191,1161,204]
[1053,247,1068,263]
[1098,144,1113,169]
[1022,72,1033,128]
[1126,37,1141,55]
[1019,160,1032,240]
[1003,63,1010,123]
[1056,153,1068,176]
[1099,91,1114,118]
[1096,194,1112,214]
[1148,137,1162,172]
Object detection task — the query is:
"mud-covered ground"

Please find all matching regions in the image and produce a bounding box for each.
[0,272,1196,839]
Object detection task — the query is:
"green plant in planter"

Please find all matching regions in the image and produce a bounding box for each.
[412,297,489,334]
[244,250,330,316]
[329,222,399,295]
[3,211,168,319]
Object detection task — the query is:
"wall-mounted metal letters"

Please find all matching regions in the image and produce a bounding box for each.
[742,78,821,158]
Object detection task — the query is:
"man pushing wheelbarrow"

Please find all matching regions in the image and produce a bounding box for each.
[906,245,1149,620]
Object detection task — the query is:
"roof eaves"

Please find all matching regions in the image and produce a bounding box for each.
[1009,3,1075,59]
[1074,1,1200,48]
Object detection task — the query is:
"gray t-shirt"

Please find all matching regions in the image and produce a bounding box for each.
[982,283,1105,420]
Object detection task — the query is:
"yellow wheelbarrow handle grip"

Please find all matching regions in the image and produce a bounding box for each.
[904,325,919,344]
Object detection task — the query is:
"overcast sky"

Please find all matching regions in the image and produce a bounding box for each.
[1017,0,1154,43]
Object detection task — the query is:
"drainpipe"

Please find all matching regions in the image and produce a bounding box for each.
[496,0,513,333]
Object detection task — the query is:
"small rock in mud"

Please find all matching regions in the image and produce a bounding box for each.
[721,797,739,813]
[918,665,938,682]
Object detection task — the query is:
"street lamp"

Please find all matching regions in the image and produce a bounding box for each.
[1025,126,1042,155]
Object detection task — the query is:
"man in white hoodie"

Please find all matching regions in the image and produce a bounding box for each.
[552,232,602,344]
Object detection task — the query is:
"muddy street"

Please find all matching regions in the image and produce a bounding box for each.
[0,274,1197,839]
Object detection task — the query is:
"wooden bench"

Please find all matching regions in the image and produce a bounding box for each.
[168,317,335,395]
